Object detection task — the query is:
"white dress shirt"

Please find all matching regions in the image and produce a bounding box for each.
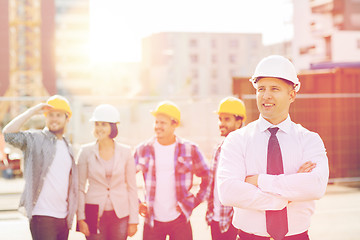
[217,115,329,237]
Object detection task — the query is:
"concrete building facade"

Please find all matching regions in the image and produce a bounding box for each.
[292,0,360,70]
[55,0,91,95]
[141,32,263,97]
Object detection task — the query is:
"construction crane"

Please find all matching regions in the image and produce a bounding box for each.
[0,0,49,122]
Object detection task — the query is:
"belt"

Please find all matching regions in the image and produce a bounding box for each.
[237,230,309,240]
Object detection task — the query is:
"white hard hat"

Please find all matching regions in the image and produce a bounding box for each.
[250,55,301,92]
[89,104,120,123]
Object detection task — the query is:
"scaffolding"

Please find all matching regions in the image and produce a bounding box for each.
[0,0,48,122]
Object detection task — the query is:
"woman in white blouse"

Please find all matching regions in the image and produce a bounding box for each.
[77,104,138,240]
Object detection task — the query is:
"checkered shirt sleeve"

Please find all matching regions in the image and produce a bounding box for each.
[205,144,234,233]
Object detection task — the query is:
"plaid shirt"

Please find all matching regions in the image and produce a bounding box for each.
[205,143,234,233]
[134,136,210,227]
[4,128,78,229]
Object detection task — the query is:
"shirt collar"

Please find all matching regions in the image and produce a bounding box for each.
[151,135,180,145]
[42,127,71,145]
[258,115,292,134]
[42,127,57,140]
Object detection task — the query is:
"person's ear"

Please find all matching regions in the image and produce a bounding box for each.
[289,89,296,103]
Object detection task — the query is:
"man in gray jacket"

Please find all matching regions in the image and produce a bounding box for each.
[3,95,78,240]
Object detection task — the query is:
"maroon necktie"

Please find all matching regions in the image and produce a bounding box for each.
[266,127,288,240]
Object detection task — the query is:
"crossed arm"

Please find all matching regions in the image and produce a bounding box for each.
[217,133,329,211]
[245,161,317,187]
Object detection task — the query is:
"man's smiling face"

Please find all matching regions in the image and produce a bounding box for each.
[256,77,296,125]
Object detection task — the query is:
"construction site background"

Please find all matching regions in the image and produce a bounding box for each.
[234,67,360,181]
[0,96,227,169]
[1,67,360,181]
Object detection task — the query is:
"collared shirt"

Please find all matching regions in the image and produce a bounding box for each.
[217,115,329,237]
[4,128,78,229]
[134,136,210,227]
[205,144,234,233]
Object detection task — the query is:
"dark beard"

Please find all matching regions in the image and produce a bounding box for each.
[49,127,65,136]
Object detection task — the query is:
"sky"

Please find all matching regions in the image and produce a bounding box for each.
[89,0,293,62]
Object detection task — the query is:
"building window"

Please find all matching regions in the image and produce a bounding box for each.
[229,69,237,77]
[229,54,237,63]
[211,39,217,48]
[299,45,316,55]
[211,69,218,79]
[190,54,198,63]
[324,36,332,60]
[351,13,360,28]
[229,40,238,48]
[211,83,218,94]
[189,39,198,47]
[191,69,199,79]
[333,14,344,29]
[249,39,259,49]
[192,84,199,96]
[211,55,217,64]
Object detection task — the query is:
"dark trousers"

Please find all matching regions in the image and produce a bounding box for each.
[88,211,129,240]
[210,220,238,240]
[30,215,69,240]
[143,214,192,240]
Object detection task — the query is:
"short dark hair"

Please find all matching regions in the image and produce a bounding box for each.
[109,123,118,138]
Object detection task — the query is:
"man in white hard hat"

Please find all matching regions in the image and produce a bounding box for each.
[2,95,77,240]
[205,97,246,240]
[134,101,210,240]
[217,55,329,240]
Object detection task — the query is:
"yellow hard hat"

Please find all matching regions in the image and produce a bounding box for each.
[45,95,72,118]
[216,97,246,121]
[151,101,181,125]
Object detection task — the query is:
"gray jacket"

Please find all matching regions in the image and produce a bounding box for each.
[4,128,78,229]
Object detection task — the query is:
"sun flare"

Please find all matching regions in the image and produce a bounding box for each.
[89,1,142,63]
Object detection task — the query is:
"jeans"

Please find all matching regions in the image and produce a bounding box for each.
[143,214,193,240]
[30,215,69,240]
[210,220,238,240]
[88,211,128,240]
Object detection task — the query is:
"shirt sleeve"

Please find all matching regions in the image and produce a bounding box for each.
[191,145,210,206]
[134,146,140,165]
[77,147,88,221]
[125,147,139,224]
[4,132,30,152]
[133,144,148,173]
[217,131,288,211]
[258,132,329,201]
